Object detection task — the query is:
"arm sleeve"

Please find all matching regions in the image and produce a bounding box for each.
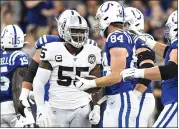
[159,61,178,80]
[23,59,39,83]
[33,67,51,106]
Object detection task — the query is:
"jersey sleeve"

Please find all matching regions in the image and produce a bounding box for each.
[87,39,97,46]
[135,38,148,49]
[105,31,133,50]
[171,40,178,49]
[135,33,154,50]
[35,35,61,49]
[10,51,29,67]
[40,45,52,61]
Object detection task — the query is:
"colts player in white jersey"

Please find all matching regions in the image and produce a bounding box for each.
[124,7,155,127]
[18,9,99,124]
[33,15,102,127]
[0,25,29,127]
[74,1,140,127]
[121,11,178,127]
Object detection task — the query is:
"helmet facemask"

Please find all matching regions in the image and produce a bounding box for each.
[67,27,89,48]
[165,23,178,43]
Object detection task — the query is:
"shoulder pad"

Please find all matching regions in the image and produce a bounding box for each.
[171,39,178,49]
[35,35,61,49]
[9,51,28,66]
[87,39,97,46]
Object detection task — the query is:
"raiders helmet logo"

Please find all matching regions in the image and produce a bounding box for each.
[88,54,96,64]
[55,55,62,62]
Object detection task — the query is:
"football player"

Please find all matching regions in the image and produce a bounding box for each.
[18,9,100,125]
[0,25,29,127]
[124,7,155,127]
[18,10,80,117]
[74,1,140,127]
[33,15,102,127]
[121,10,178,127]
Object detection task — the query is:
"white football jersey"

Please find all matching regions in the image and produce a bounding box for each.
[40,42,101,109]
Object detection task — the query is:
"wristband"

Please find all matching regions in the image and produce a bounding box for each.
[136,69,145,78]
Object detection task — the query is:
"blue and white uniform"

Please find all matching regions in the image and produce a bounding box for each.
[0,50,28,127]
[101,30,139,127]
[134,37,155,127]
[153,40,178,128]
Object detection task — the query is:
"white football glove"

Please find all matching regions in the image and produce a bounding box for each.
[18,88,31,117]
[74,76,97,91]
[14,114,35,127]
[36,106,49,127]
[89,105,100,125]
[120,68,145,82]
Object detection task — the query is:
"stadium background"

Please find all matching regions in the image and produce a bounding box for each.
[1,0,177,127]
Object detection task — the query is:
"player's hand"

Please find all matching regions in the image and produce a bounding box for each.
[18,99,30,117]
[36,106,49,127]
[18,88,34,117]
[89,105,100,125]
[14,114,35,127]
[128,27,157,49]
[120,68,145,81]
[74,76,97,91]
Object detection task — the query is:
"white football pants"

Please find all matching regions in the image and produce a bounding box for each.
[102,91,139,127]
[47,103,91,127]
[136,93,155,127]
[153,102,178,128]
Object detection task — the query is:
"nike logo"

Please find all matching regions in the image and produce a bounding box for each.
[111,101,115,104]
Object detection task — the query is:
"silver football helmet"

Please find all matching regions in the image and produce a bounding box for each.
[56,9,80,40]
[63,15,89,48]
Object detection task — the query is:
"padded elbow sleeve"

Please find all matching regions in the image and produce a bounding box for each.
[137,50,155,67]
[23,59,39,83]
[137,63,154,87]
[159,61,178,80]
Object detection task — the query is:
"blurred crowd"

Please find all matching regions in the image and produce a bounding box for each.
[1,0,177,126]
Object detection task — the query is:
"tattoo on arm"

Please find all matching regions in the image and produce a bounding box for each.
[39,60,53,71]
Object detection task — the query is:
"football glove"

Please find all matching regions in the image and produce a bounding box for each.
[89,105,100,125]
[120,68,145,82]
[74,76,97,91]
[36,106,49,127]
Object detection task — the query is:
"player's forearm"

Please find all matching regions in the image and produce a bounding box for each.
[33,67,51,106]
[153,42,168,58]
[144,66,162,81]
[22,82,33,90]
[91,88,104,105]
[135,84,147,94]
[96,73,122,87]
[144,61,178,81]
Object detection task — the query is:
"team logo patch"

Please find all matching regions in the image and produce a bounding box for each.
[55,55,62,62]
[88,54,96,64]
